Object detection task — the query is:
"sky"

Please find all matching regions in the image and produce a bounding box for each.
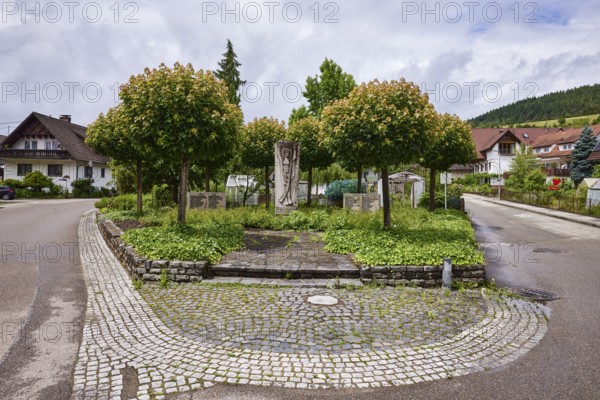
[1,0,599,134]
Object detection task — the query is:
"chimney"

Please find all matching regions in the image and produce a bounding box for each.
[59,115,72,123]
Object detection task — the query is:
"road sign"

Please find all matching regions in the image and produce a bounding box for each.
[440,172,452,185]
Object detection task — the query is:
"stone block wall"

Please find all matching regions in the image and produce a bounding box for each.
[98,216,208,283]
[359,264,485,287]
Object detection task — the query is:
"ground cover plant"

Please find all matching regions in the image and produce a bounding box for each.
[99,195,484,267]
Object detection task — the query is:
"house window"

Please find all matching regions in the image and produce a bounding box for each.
[47,164,63,177]
[499,143,515,155]
[24,141,38,150]
[544,147,550,152]
[45,141,59,150]
[17,164,33,176]
[100,168,105,178]
[84,166,93,178]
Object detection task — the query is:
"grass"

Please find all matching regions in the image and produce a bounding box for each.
[504,114,600,128]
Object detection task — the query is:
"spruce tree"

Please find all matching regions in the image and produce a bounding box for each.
[215,39,246,106]
[570,126,598,184]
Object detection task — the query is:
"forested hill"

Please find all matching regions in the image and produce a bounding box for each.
[469,84,600,127]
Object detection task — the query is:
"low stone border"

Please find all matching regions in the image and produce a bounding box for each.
[97,217,485,287]
[98,217,207,283]
[360,264,486,287]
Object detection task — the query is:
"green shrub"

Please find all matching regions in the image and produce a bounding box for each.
[71,179,101,198]
[122,220,245,264]
[325,179,366,198]
[0,179,25,189]
[151,184,174,210]
[417,191,462,210]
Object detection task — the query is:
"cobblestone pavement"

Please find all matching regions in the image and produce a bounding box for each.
[73,211,548,399]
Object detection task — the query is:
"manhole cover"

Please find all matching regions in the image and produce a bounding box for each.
[534,248,568,254]
[512,288,560,301]
[307,295,338,305]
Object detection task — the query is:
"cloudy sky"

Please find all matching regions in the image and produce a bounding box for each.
[1,0,599,134]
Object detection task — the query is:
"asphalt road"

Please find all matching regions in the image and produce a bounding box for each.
[172,194,600,400]
[0,199,95,400]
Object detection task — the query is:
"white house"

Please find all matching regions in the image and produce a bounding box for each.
[0,112,113,189]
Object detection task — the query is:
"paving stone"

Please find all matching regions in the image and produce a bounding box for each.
[71,211,549,399]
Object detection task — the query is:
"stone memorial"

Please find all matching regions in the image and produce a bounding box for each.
[274,141,300,215]
[187,192,226,210]
[343,193,362,212]
[343,193,380,213]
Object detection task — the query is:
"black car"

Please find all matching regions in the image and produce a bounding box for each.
[0,185,15,200]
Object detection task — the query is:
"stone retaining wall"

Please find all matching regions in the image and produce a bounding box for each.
[97,214,485,287]
[98,216,207,283]
[359,264,485,287]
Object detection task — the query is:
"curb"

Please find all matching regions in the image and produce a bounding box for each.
[475,196,600,229]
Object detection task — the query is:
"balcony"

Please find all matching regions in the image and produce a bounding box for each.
[0,149,71,159]
[545,168,570,177]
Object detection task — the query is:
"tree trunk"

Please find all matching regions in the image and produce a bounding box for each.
[429,168,437,211]
[382,167,391,228]
[178,158,190,224]
[265,166,270,210]
[136,159,143,214]
[357,165,363,194]
[307,167,313,207]
[204,167,210,192]
[171,182,178,204]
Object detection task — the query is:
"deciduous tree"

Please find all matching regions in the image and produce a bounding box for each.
[287,116,332,206]
[304,58,356,117]
[240,117,286,210]
[420,113,476,210]
[322,79,437,228]
[118,63,243,223]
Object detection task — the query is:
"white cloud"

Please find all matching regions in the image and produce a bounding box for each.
[1,0,599,132]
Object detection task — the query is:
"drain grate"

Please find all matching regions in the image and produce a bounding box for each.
[512,288,560,301]
[534,248,568,254]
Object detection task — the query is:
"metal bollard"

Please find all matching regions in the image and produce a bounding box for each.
[442,258,452,289]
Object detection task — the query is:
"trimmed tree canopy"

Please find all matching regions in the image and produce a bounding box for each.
[322,79,437,169]
[321,79,437,227]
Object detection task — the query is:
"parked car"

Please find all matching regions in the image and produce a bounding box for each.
[0,185,16,200]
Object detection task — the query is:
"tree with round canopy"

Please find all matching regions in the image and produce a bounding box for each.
[322,79,437,228]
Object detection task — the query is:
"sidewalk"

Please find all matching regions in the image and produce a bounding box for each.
[469,194,600,229]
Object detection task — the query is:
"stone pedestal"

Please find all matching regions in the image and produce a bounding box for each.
[187,192,226,210]
[274,141,300,215]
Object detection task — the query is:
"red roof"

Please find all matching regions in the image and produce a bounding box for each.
[589,140,600,162]
[530,125,600,149]
[471,127,553,160]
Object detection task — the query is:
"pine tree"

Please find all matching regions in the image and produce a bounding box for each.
[215,39,246,106]
[570,126,598,184]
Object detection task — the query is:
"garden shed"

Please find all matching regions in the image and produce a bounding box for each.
[377,171,425,208]
[586,179,600,208]
[226,175,259,206]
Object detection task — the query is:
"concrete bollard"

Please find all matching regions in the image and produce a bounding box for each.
[442,258,452,289]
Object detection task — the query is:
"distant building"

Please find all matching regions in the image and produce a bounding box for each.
[587,137,600,163]
[455,126,600,184]
[0,112,112,188]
